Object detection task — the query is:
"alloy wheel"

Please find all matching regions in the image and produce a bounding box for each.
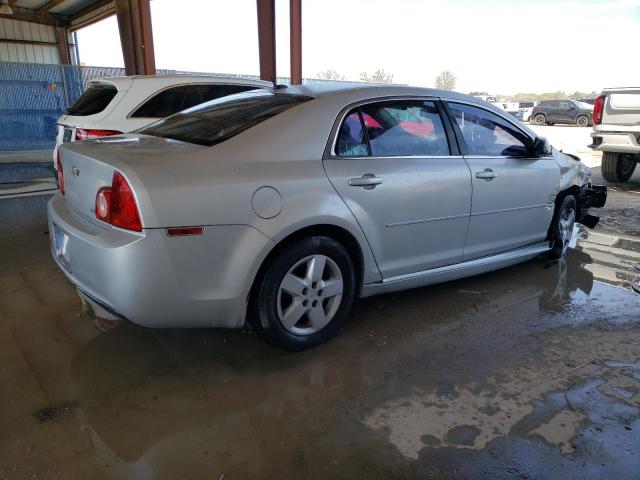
[558,204,576,256]
[577,116,588,127]
[276,254,343,335]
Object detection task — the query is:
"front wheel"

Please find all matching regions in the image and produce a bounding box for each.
[548,194,577,260]
[250,236,356,351]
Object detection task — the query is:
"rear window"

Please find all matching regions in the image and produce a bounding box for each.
[65,84,117,116]
[140,91,312,146]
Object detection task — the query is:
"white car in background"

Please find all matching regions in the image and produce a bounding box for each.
[53,75,270,170]
[517,101,537,122]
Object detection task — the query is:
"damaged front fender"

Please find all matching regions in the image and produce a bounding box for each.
[554,149,591,192]
[552,149,607,229]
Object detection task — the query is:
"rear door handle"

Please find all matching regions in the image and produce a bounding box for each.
[348,173,383,189]
[475,168,497,180]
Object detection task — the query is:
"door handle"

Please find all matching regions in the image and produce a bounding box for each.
[348,173,383,189]
[475,168,497,180]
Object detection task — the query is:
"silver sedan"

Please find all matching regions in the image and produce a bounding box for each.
[48,85,606,350]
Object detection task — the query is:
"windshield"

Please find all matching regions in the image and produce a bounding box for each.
[140,91,313,146]
[65,84,117,116]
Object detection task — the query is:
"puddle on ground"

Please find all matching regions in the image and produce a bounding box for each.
[2,194,640,479]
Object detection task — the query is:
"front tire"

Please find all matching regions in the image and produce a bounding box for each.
[601,152,637,183]
[250,236,356,351]
[548,194,577,260]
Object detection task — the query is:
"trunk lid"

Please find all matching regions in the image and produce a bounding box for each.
[58,134,207,226]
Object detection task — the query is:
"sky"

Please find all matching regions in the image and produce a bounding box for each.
[75,0,640,95]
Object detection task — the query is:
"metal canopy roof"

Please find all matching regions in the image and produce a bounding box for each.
[2,0,114,28]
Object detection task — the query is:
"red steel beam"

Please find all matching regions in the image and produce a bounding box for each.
[137,0,155,75]
[256,0,276,82]
[114,0,155,75]
[55,26,71,64]
[289,0,301,84]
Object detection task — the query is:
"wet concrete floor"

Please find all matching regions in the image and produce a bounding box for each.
[1,193,639,480]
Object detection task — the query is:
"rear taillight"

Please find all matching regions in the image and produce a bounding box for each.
[95,171,142,232]
[593,95,605,125]
[56,151,64,195]
[76,128,123,141]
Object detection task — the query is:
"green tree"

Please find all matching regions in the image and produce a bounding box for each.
[435,70,456,90]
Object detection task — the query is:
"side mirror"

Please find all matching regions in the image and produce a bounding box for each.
[532,136,552,157]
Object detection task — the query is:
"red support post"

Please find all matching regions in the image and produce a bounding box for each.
[290,0,302,84]
[256,0,276,83]
[115,0,156,76]
[55,26,71,64]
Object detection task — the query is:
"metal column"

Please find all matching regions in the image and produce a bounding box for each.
[256,0,276,82]
[289,0,301,84]
[115,0,156,76]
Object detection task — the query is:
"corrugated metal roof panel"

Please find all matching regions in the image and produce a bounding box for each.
[13,0,110,17]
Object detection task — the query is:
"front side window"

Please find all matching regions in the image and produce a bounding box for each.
[335,100,450,157]
[140,91,312,146]
[448,103,530,157]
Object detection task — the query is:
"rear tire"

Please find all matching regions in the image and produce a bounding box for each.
[601,152,637,183]
[576,115,589,127]
[533,113,546,125]
[548,194,577,260]
[249,236,356,351]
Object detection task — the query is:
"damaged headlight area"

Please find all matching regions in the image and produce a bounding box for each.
[577,184,608,228]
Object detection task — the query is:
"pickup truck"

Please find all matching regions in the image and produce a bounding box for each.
[589,87,640,182]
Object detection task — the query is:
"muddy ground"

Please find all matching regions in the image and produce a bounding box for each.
[0,133,639,479]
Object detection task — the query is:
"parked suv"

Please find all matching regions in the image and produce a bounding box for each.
[53,75,270,170]
[589,87,640,183]
[530,100,593,127]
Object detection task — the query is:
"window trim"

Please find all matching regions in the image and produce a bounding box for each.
[126,83,262,119]
[324,96,458,160]
[441,99,538,158]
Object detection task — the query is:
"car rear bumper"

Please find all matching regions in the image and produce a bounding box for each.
[589,131,640,154]
[47,194,273,329]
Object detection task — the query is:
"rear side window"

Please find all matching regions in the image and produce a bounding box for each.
[131,85,190,118]
[140,91,312,146]
[199,84,259,103]
[65,84,117,116]
[336,111,368,156]
[131,84,261,118]
[335,100,450,157]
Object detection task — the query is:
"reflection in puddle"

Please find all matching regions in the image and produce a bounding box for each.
[66,245,640,478]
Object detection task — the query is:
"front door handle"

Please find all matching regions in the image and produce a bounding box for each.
[348,173,383,189]
[475,168,497,180]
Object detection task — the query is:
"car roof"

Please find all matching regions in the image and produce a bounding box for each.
[88,75,271,88]
[277,83,482,103]
[265,84,539,139]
